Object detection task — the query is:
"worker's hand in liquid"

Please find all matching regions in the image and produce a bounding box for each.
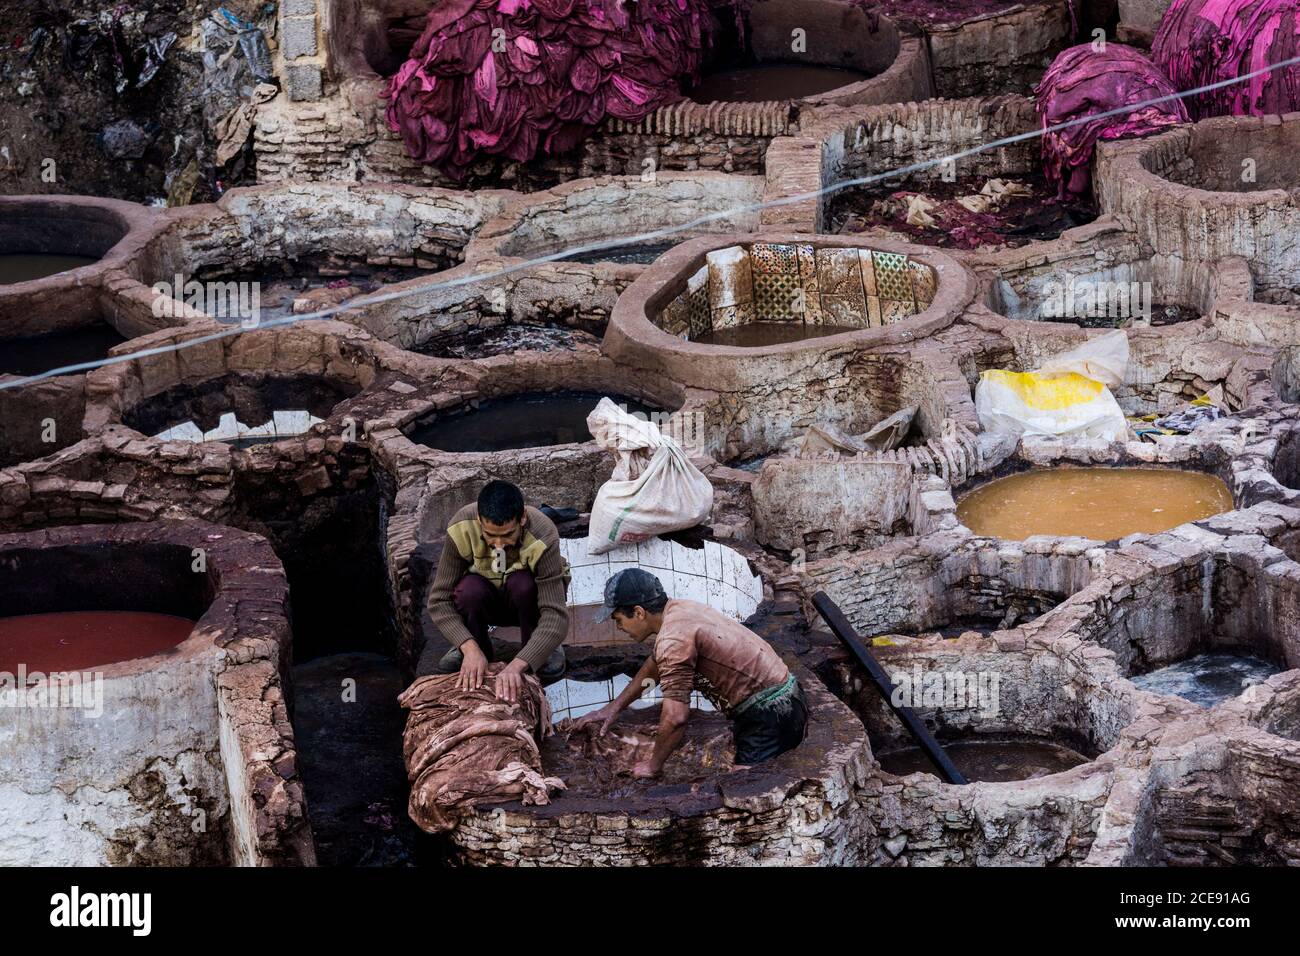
[631,759,660,780]
[494,658,528,704]
[574,702,619,736]
[458,641,489,692]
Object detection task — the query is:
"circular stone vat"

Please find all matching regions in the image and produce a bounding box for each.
[438,646,869,866]
[405,391,662,453]
[874,735,1090,782]
[605,234,972,415]
[1129,653,1282,709]
[123,372,361,447]
[956,468,1233,541]
[143,184,507,323]
[0,521,311,867]
[819,630,1132,864]
[1095,115,1300,305]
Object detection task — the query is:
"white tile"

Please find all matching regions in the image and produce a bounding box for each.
[566,678,614,711]
[604,541,640,564]
[719,581,740,620]
[568,563,609,605]
[721,547,738,587]
[156,420,205,442]
[672,542,708,576]
[637,536,674,571]
[704,540,724,582]
[705,574,727,613]
[673,571,708,605]
[562,538,607,569]
[545,681,570,716]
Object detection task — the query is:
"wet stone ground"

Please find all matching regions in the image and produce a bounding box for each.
[827,171,1096,249]
[291,652,423,867]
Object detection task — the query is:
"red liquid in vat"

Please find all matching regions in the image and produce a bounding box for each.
[0,611,196,673]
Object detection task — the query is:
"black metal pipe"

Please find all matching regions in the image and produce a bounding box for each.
[811,591,968,785]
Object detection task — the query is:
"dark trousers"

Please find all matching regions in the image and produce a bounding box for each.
[732,679,809,765]
[452,570,540,661]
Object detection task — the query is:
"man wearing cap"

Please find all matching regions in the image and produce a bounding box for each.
[574,567,807,777]
[425,480,569,702]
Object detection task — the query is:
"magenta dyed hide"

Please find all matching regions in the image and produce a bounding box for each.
[384,0,725,178]
[1036,43,1189,197]
[1154,0,1300,120]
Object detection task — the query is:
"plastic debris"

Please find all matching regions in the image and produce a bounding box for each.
[1154,0,1300,119]
[1036,43,1189,198]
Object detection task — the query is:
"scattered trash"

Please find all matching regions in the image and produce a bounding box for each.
[216,7,273,83]
[797,406,919,458]
[976,331,1130,441]
[99,118,154,160]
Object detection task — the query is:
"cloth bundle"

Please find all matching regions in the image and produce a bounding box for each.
[1036,43,1189,198]
[1154,0,1300,119]
[399,664,565,834]
[384,0,726,178]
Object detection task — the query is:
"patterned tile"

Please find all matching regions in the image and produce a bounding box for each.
[688,287,712,339]
[881,298,915,325]
[910,261,937,309]
[711,302,754,329]
[819,292,870,327]
[858,249,878,297]
[794,244,822,322]
[705,246,753,310]
[866,295,883,327]
[659,295,690,337]
[749,242,800,275]
[815,247,866,297]
[872,251,915,305]
[754,272,803,321]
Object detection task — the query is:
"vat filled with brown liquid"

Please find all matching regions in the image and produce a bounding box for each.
[876,736,1091,782]
[688,63,871,103]
[0,610,196,672]
[957,468,1233,541]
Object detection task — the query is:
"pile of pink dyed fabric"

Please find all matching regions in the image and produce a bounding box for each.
[384,0,725,179]
[1153,0,1300,119]
[1036,43,1189,197]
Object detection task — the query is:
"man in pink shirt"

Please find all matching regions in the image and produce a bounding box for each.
[575,567,807,778]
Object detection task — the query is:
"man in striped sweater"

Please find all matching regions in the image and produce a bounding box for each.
[425,480,570,702]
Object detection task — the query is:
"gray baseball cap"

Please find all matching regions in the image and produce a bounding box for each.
[594,567,668,622]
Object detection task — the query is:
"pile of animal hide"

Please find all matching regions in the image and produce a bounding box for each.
[399,664,565,834]
[384,0,735,178]
[1036,43,1189,198]
[1154,0,1300,118]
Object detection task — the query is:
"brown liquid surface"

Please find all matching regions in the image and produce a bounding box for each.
[957,468,1233,541]
[407,391,661,452]
[545,705,733,799]
[1,323,128,376]
[877,738,1090,782]
[689,63,870,103]
[0,611,195,672]
[693,322,859,347]
[0,253,98,284]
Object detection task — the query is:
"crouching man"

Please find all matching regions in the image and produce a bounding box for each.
[425,480,569,701]
[575,568,807,777]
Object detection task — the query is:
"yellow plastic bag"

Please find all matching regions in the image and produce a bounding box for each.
[975,331,1129,440]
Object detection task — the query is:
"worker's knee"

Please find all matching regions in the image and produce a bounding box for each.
[452,573,495,614]
[502,569,538,609]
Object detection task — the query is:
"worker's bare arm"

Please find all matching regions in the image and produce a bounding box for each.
[634,698,690,778]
